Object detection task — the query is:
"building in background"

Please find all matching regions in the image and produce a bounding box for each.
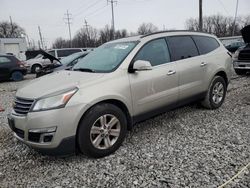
[0,38,27,60]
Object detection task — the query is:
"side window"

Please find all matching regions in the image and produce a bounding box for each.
[134,38,171,66]
[167,36,199,61]
[0,56,11,64]
[57,49,81,58]
[48,50,55,57]
[192,36,220,55]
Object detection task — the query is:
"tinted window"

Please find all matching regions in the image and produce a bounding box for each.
[0,56,11,64]
[57,49,81,57]
[134,38,170,66]
[192,36,220,54]
[167,36,199,61]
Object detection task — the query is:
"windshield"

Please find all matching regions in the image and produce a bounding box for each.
[73,41,137,72]
[60,52,84,65]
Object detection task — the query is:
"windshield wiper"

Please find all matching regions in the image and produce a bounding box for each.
[73,68,96,73]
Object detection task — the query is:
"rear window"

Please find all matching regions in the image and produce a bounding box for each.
[167,36,199,61]
[192,36,220,55]
[57,49,81,58]
[0,56,11,64]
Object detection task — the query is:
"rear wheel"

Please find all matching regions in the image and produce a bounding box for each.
[31,64,42,73]
[77,103,127,158]
[234,69,247,75]
[201,76,227,109]
[11,71,23,81]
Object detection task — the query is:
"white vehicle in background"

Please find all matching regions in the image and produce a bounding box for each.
[24,48,94,73]
[48,48,94,60]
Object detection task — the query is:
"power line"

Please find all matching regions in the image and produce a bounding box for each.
[84,4,108,18]
[217,0,230,16]
[74,0,103,18]
[64,10,73,47]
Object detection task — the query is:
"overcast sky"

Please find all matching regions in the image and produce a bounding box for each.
[0,0,249,48]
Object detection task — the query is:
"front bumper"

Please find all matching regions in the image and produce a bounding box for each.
[8,103,88,155]
[233,60,250,69]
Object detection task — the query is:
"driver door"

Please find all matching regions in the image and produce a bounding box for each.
[129,38,179,116]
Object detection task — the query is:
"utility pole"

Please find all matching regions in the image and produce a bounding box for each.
[38,26,44,49]
[232,0,239,36]
[9,16,14,37]
[84,19,90,47]
[64,10,73,47]
[108,0,117,39]
[199,0,203,32]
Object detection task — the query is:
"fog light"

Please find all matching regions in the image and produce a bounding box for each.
[29,127,57,133]
[28,127,56,143]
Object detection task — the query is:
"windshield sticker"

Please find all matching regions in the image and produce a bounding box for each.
[114,44,129,50]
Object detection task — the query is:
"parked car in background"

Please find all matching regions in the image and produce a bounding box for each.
[0,54,27,81]
[36,52,88,77]
[225,41,245,53]
[48,48,93,60]
[233,25,250,75]
[24,50,59,73]
[8,31,232,157]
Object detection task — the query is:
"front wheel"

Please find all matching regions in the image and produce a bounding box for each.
[77,103,127,158]
[201,76,227,109]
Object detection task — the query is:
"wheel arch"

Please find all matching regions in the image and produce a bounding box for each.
[77,99,133,132]
[214,70,228,87]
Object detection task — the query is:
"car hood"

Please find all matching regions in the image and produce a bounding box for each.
[241,25,250,44]
[16,71,104,99]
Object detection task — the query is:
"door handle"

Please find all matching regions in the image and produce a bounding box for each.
[167,70,176,75]
[200,62,207,67]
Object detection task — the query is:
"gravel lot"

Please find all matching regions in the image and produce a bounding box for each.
[0,73,249,188]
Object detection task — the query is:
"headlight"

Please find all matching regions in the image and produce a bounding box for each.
[31,87,78,112]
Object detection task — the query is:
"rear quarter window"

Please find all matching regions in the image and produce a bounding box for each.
[192,36,220,55]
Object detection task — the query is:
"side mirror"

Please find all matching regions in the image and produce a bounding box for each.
[133,60,152,71]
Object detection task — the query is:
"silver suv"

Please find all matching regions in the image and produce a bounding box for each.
[8,31,232,158]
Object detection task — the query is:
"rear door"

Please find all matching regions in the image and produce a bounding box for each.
[167,36,205,100]
[0,56,13,79]
[129,38,178,116]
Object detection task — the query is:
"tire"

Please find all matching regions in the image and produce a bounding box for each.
[31,64,42,73]
[77,103,127,158]
[201,76,227,109]
[11,71,24,81]
[234,69,247,75]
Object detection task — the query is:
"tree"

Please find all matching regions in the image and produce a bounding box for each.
[52,37,70,48]
[185,14,250,37]
[0,21,25,38]
[137,23,158,35]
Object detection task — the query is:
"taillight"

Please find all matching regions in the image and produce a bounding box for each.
[17,61,25,68]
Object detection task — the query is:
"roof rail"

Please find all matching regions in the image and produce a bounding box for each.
[140,30,211,38]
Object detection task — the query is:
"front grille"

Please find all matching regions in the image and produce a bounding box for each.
[14,127,25,139]
[14,97,34,115]
[238,50,250,60]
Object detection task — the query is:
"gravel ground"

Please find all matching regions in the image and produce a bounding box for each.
[0,73,249,188]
